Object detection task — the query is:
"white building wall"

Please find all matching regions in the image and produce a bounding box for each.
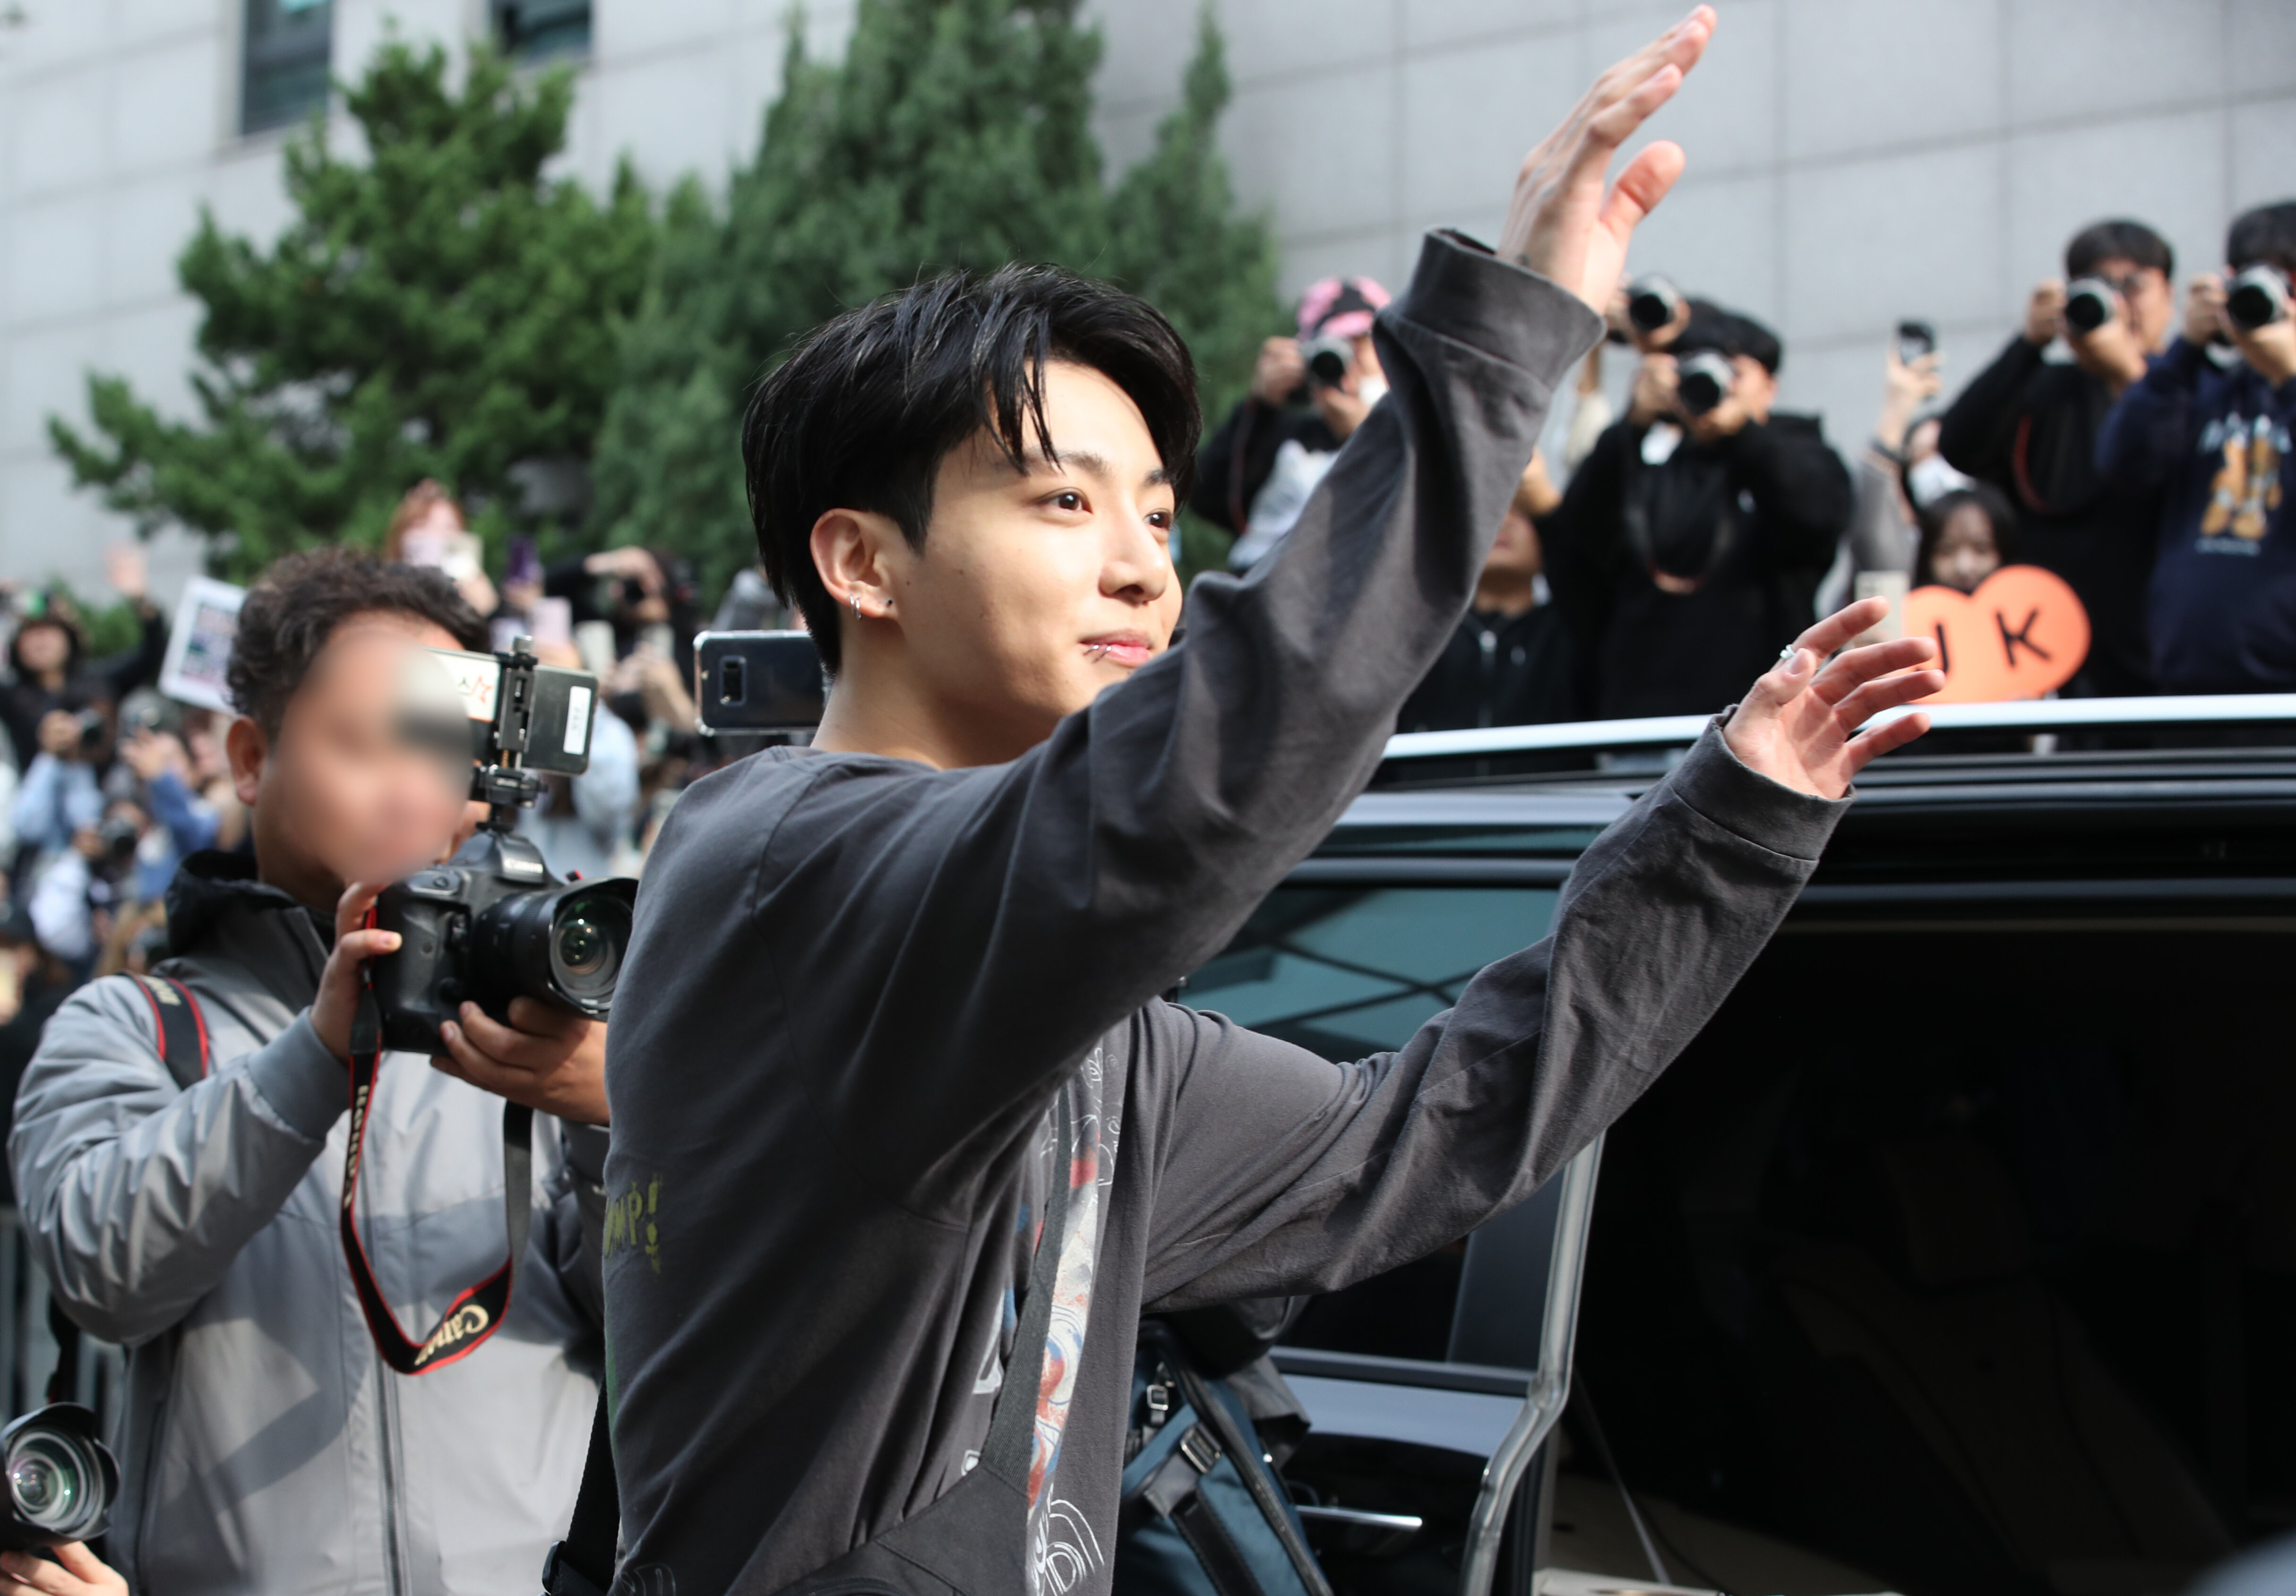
[2,0,2291,602]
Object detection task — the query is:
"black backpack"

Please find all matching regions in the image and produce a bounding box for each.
[1115,1308,1332,1596]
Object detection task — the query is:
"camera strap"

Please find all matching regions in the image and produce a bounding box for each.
[340,983,534,1375]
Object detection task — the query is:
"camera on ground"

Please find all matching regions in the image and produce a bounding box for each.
[0,1405,116,1551]
[372,639,638,1055]
[1676,349,1737,417]
[2227,264,2291,332]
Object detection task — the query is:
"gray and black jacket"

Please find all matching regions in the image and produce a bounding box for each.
[10,852,608,1596]
[604,232,1854,1595]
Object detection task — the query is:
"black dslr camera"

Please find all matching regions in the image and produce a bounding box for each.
[0,1404,117,1550]
[371,639,638,1054]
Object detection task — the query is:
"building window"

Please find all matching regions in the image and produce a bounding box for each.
[493,0,592,61]
[242,0,333,134]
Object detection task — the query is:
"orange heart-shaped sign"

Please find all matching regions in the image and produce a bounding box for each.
[1901,565,2090,703]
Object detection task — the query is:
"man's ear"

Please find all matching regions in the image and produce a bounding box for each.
[225,715,267,809]
[809,508,906,620]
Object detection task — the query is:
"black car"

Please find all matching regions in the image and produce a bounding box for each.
[1197,695,2296,1596]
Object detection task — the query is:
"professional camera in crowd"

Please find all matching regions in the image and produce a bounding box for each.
[371,638,638,1055]
[2062,275,2123,335]
[1300,333,1356,388]
[2227,263,2291,331]
[1626,274,1685,335]
[0,1405,116,1551]
[1676,348,1738,416]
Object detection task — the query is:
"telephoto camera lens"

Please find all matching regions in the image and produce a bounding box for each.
[1626,275,1682,335]
[469,878,640,1019]
[2226,264,2291,332]
[0,1406,117,1550]
[2063,277,2118,335]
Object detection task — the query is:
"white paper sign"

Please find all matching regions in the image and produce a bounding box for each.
[156,577,248,713]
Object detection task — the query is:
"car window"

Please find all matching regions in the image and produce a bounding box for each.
[1189,885,1561,1058]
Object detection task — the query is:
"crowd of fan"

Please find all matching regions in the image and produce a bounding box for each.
[1206,201,2296,733]
[1,200,2292,1064]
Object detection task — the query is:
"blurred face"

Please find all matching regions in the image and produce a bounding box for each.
[860,361,1182,759]
[15,621,69,676]
[1486,506,1544,584]
[2094,257,2176,352]
[231,615,481,909]
[1930,504,2003,593]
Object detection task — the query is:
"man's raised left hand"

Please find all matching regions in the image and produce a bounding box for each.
[1722,597,1942,799]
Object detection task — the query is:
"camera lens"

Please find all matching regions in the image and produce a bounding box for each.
[2227,265,2290,332]
[1626,275,1680,334]
[6,1427,106,1539]
[550,896,628,1005]
[1306,346,1349,387]
[2063,278,2116,335]
[473,877,641,1019]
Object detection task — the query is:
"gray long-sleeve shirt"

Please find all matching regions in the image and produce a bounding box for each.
[602,232,1848,1596]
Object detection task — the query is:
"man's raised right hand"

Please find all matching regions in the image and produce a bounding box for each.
[1496,6,1716,312]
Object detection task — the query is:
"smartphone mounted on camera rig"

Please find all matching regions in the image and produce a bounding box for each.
[370,638,638,1055]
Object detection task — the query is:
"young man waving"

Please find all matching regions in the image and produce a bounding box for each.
[604,11,1941,1594]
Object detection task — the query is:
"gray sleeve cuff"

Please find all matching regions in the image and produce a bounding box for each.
[1668,719,1852,862]
[1389,230,1607,397]
[241,1013,349,1142]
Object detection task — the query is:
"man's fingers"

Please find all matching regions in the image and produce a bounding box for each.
[1839,711,1933,778]
[1597,138,1687,243]
[50,1545,112,1592]
[505,995,586,1038]
[1808,634,1940,704]
[333,881,386,944]
[1828,669,1948,729]
[1786,595,1898,664]
[0,1550,83,1596]
[431,1024,520,1097]
[334,927,401,968]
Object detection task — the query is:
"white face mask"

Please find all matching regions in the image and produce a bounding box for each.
[1356,374,1389,410]
[1906,452,1972,509]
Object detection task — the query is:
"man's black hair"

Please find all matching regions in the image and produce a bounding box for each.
[1678,304,1782,375]
[230,547,487,737]
[739,263,1201,672]
[2227,201,2296,277]
[2066,218,2173,282]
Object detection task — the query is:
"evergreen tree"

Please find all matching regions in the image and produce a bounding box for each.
[590,0,1284,599]
[50,40,654,578]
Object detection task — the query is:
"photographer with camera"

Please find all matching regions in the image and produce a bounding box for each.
[602,14,1943,1595]
[1189,275,1391,573]
[1935,218,2178,695]
[9,549,614,1596]
[2098,201,2296,696]
[0,548,168,781]
[1540,302,1851,719]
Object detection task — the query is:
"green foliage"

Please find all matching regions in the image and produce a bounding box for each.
[50,39,654,580]
[590,0,1284,601]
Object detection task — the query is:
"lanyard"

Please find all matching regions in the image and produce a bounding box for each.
[339,982,533,1374]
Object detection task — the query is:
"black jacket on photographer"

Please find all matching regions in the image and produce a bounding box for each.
[1543,323,1850,720]
[0,599,168,773]
[1398,601,1578,732]
[1189,400,1342,541]
[1936,334,2159,695]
